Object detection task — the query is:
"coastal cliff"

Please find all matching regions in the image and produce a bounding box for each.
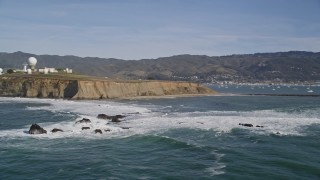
[0,75,216,99]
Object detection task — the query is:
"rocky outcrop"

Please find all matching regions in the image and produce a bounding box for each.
[97,114,125,122]
[28,124,47,134]
[97,114,109,119]
[239,123,264,128]
[51,128,63,133]
[95,129,103,134]
[75,118,91,124]
[0,75,216,99]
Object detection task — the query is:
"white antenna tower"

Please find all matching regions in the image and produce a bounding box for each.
[22,62,28,72]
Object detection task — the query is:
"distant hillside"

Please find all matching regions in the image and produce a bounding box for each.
[1,51,320,83]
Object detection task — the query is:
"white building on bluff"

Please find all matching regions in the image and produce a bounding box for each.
[38,67,58,74]
[65,68,72,74]
[23,57,73,74]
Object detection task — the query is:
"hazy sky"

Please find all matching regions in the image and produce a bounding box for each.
[1,0,319,59]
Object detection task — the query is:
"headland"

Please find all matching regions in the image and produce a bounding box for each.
[0,74,217,99]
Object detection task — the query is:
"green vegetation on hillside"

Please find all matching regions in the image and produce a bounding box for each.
[1,51,319,83]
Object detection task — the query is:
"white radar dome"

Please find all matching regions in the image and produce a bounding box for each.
[28,57,37,66]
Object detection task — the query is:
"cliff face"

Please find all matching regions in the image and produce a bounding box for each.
[73,80,214,99]
[0,77,78,98]
[0,76,216,99]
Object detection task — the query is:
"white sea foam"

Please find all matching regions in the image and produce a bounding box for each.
[205,151,226,176]
[0,97,319,139]
[206,165,226,176]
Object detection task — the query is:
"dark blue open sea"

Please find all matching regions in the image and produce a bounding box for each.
[1,85,320,179]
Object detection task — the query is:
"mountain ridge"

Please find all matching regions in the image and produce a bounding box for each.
[1,51,319,83]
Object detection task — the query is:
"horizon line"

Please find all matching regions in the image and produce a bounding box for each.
[1,50,319,61]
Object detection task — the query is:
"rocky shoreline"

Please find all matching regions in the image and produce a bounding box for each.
[28,113,129,135]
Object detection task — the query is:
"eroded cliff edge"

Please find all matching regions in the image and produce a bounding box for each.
[0,75,217,99]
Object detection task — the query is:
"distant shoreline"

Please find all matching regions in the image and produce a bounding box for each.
[242,93,320,97]
[118,93,218,100]
[209,93,320,97]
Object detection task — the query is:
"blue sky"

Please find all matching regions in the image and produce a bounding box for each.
[0,0,319,59]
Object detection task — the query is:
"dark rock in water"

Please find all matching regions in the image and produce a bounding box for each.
[121,127,130,129]
[75,118,91,124]
[244,123,253,127]
[111,116,121,122]
[97,114,109,119]
[94,129,103,134]
[82,127,90,130]
[256,125,264,128]
[239,123,253,127]
[97,114,126,120]
[51,128,63,133]
[115,115,126,119]
[104,129,111,132]
[29,124,47,134]
[127,112,140,115]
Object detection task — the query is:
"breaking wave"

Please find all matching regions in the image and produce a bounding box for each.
[0,97,319,139]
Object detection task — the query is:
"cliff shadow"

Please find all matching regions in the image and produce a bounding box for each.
[64,80,78,99]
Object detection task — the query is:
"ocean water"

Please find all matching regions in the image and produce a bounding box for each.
[0,85,320,179]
